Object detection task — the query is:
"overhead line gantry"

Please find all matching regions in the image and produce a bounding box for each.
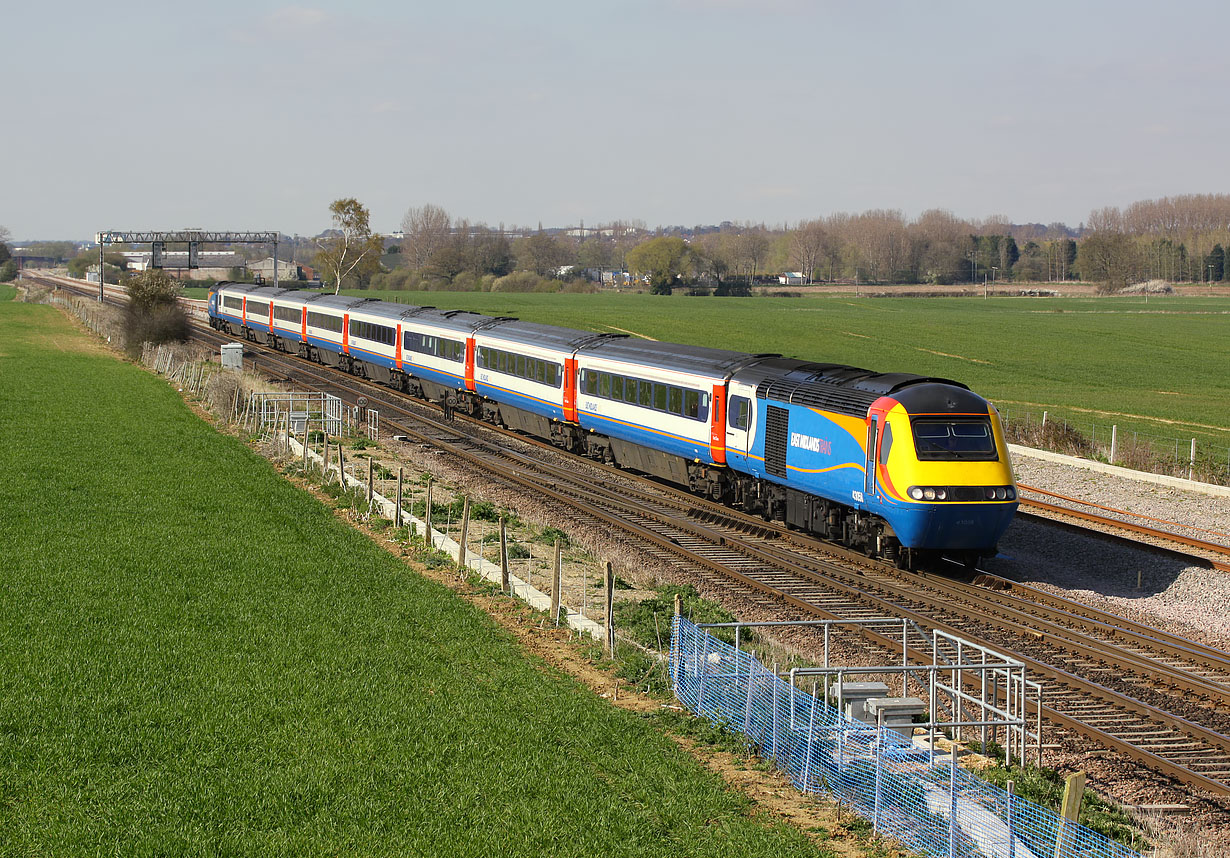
[94,230,283,301]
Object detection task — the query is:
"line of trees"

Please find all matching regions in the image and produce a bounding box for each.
[29,190,1230,295]
[371,204,1087,293]
[0,225,14,283]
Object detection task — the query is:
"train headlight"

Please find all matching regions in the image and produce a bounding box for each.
[923,488,936,500]
[985,488,997,500]
[935,488,948,500]
[1006,487,1016,500]
[909,487,924,500]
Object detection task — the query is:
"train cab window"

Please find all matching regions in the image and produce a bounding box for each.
[728,396,750,431]
[912,418,997,460]
[878,424,893,464]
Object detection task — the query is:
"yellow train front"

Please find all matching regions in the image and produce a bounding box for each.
[727,361,1017,570]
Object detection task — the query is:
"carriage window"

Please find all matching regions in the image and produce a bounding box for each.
[653,383,667,410]
[622,378,636,403]
[668,387,682,415]
[684,390,700,419]
[307,311,343,333]
[728,396,750,430]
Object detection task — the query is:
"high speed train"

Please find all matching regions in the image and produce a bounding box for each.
[209,283,1017,569]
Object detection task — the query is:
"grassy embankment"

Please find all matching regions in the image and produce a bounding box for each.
[0,298,828,856]
[344,290,1230,454]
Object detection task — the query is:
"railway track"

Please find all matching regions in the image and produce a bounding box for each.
[1017,486,1230,572]
[37,273,1230,802]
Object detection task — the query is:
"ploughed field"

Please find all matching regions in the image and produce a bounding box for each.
[305,290,1229,452]
[0,297,824,856]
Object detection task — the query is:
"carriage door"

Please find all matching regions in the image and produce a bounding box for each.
[725,381,756,472]
[865,416,879,499]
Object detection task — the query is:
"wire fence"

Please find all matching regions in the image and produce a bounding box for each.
[670,616,1142,858]
[999,405,1230,486]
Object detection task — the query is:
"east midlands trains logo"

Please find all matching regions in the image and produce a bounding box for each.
[789,432,832,455]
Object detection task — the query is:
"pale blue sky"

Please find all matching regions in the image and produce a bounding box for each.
[5,0,1229,240]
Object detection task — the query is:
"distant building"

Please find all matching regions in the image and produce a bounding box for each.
[249,257,312,282]
[600,270,638,287]
[778,272,805,285]
[119,250,245,281]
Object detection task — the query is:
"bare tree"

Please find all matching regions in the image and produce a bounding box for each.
[847,210,908,283]
[314,198,383,295]
[400,204,452,270]
[788,220,828,283]
[912,209,973,284]
[736,226,771,284]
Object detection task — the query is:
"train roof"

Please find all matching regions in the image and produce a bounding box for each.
[577,337,773,377]
[475,318,618,351]
[736,358,971,418]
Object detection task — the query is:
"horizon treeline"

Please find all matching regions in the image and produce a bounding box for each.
[30,192,1230,292]
[377,194,1230,292]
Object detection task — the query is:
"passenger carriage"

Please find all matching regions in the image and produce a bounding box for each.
[572,339,763,487]
[207,282,1018,567]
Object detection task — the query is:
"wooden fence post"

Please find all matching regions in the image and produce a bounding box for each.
[322,436,330,483]
[1055,770,1086,858]
[425,477,433,546]
[367,456,374,503]
[551,538,562,624]
[499,516,509,595]
[457,497,470,571]
[336,444,345,486]
[395,468,404,529]
[604,560,616,655]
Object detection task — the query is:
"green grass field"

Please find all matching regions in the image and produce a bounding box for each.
[0,301,827,856]
[338,290,1230,449]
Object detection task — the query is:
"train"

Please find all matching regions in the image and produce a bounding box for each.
[208,283,1018,570]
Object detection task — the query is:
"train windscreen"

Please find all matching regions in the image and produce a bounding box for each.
[911,418,997,460]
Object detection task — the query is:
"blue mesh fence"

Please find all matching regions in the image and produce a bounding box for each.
[670,616,1142,858]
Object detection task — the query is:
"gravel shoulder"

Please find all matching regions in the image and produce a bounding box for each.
[995,451,1230,650]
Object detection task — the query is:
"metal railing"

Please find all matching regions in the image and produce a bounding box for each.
[670,616,1140,858]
